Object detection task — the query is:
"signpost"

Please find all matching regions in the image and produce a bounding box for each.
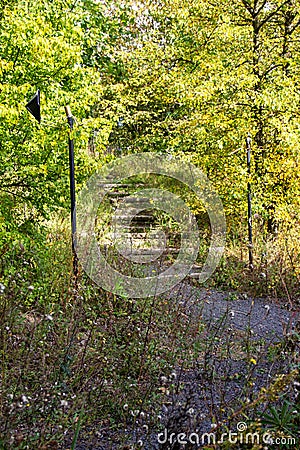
[26,89,41,123]
[246,134,253,271]
[26,91,78,283]
[64,105,78,283]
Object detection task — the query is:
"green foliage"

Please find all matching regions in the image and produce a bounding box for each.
[0,0,116,239]
[99,0,300,230]
[1,0,299,262]
[261,400,298,437]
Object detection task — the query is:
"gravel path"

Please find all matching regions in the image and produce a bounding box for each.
[168,283,299,342]
[67,284,299,450]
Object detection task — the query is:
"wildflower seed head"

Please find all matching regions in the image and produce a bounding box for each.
[160,376,168,384]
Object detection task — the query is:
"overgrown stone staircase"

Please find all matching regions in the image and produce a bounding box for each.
[98,181,203,279]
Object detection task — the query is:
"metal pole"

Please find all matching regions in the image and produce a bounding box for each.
[246,134,253,271]
[65,105,78,281]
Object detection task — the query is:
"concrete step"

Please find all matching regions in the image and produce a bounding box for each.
[113,215,155,223]
[106,191,129,198]
[98,183,129,189]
